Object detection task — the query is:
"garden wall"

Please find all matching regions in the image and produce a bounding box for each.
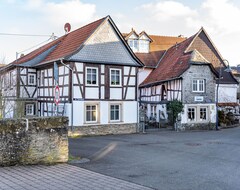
[0,117,68,166]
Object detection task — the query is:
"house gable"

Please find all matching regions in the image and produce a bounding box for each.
[186,28,238,84]
[68,19,141,66]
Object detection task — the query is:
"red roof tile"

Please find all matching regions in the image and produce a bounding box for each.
[12,16,106,65]
[135,51,165,68]
[140,35,196,86]
[122,30,186,67]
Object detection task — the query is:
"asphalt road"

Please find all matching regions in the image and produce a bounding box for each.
[69,127,240,190]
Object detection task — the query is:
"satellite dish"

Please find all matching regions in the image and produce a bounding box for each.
[64,23,71,33]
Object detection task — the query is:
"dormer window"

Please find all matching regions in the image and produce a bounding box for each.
[128,39,138,52]
[139,39,149,53]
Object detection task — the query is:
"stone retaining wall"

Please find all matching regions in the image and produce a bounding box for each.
[0,117,68,167]
[69,123,138,137]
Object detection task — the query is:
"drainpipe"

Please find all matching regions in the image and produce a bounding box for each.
[60,59,74,131]
[25,118,29,131]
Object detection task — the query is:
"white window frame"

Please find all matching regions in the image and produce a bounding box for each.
[128,39,138,52]
[28,74,36,85]
[192,79,205,92]
[199,107,208,121]
[110,103,121,122]
[110,68,121,87]
[85,104,98,123]
[138,39,149,53]
[187,107,196,122]
[86,67,98,86]
[187,106,209,122]
[26,104,34,116]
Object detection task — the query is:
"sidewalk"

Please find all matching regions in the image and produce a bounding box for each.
[0,164,153,190]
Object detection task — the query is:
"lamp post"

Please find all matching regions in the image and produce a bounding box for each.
[216,59,231,130]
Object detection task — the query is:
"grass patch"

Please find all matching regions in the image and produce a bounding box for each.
[68,154,81,161]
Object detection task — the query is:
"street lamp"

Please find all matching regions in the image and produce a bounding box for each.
[216,59,232,130]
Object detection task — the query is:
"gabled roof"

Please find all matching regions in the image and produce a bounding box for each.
[123,30,186,68]
[140,35,196,87]
[12,16,106,66]
[140,27,238,87]
[135,51,166,68]
[10,16,143,68]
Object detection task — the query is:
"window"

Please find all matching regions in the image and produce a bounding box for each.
[128,39,138,52]
[188,107,196,121]
[151,105,157,119]
[86,105,97,122]
[26,104,34,116]
[28,74,36,85]
[139,40,149,53]
[200,107,207,121]
[188,106,209,122]
[110,104,120,121]
[86,67,98,85]
[192,79,205,92]
[110,69,121,86]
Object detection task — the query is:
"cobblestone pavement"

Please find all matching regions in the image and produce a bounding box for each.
[0,164,153,190]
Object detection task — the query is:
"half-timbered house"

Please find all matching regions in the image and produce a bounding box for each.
[0,16,143,135]
[138,27,238,130]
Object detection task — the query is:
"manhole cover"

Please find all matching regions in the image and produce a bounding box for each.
[185,142,201,146]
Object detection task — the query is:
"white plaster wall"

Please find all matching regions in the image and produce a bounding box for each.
[138,68,152,85]
[217,84,238,103]
[110,88,122,99]
[126,87,135,99]
[123,101,138,123]
[181,103,216,124]
[85,88,99,99]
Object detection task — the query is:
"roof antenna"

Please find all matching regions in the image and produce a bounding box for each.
[64,23,71,34]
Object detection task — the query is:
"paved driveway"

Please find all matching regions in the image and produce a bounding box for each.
[69,127,240,190]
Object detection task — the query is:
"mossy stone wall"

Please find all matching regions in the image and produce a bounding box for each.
[0,116,68,166]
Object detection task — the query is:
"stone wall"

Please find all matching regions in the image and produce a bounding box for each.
[182,65,215,104]
[69,123,138,137]
[181,123,215,131]
[0,117,68,167]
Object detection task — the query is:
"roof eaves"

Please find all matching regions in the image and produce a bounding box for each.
[139,77,182,88]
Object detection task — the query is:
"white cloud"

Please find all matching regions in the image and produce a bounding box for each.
[24,0,97,28]
[141,1,197,22]
[131,0,240,65]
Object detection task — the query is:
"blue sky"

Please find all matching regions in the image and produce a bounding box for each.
[1,0,240,65]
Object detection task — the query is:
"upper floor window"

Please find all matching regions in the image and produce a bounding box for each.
[192,79,205,92]
[28,74,36,85]
[128,39,138,52]
[110,69,121,86]
[86,67,98,86]
[139,40,149,53]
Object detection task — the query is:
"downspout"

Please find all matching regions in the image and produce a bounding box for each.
[25,118,29,131]
[60,59,74,131]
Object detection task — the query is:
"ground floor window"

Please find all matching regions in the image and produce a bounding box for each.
[187,106,208,122]
[85,104,97,123]
[188,107,196,121]
[150,105,157,119]
[110,104,121,121]
[25,104,34,116]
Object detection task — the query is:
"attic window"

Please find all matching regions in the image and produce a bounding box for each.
[128,39,138,52]
[139,40,149,53]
